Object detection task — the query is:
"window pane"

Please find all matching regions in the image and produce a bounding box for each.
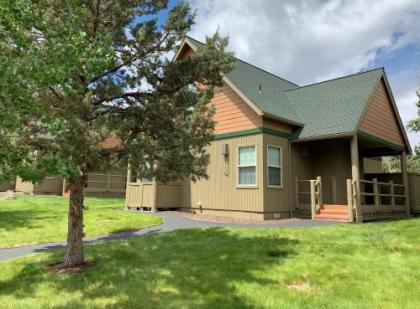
[239,166,256,185]
[268,146,280,166]
[239,146,256,166]
[268,167,281,186]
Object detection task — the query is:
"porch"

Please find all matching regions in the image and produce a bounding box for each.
[293,134,412,222]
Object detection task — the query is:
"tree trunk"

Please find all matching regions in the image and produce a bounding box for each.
[64,175,85,267]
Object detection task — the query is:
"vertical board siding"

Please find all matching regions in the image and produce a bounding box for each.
[34,177,63,195]
[359,79,405,147]
[156,184,181,208]
[126,182,154,208]
[15,177,34,193]
[0,181,15,192]
[181,134,264,213]
[126,183,143,207]
[290,139,352,214]
[212,86,262,133]
[263,134,291,216]
[409,173,420,214]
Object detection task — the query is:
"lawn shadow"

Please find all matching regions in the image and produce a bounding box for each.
[0,209,56,232]
[0,227,299,308]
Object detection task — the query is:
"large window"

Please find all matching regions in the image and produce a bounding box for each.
[267,146,282,187]
[238,146,257,185]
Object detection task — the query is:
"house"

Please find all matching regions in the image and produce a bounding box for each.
[14,170,127,198]
[125,36,420,222]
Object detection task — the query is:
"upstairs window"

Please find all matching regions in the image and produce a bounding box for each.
[267,146,282,187]
[238,146,257,185]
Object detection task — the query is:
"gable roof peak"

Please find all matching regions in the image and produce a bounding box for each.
[287,67,384,92]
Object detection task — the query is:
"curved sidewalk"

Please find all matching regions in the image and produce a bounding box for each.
[0,212,339,262]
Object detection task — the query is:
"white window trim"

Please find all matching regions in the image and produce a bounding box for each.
[237,145,258,188]
[267,145,283,189]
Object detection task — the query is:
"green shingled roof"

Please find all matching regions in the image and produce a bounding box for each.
[286,68,384,139]
[184,37,384,140]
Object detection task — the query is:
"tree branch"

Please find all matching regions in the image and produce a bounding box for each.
[92,91,149,106]
[88,31,171,85]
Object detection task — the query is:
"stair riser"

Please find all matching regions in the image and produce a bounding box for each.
[315,215,349,220]
[320,211,349,215]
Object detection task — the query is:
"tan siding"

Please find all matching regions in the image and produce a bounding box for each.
[33,177,63,195]
[263,134,291,217]
[409,173,420,214]
[156,183,181,208]
[363,158,383,173]
[181,134,264,216]
[291,139,352,215]
[263,118,295,134]
[125,182,154,208]
[0,181,14,192]
[359,79,405,146]
[15,177,34,193]
[212,86,262,134]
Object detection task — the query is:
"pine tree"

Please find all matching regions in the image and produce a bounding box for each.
[0,0,233,267]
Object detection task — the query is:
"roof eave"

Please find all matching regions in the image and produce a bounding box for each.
[262,112,304,127]
[290,131,354,143]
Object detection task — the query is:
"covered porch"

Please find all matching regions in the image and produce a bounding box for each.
[292,133,411,222]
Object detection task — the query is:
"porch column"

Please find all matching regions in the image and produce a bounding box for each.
[125,165,131,209]
[350,135,362,222]
[401,151,411,215]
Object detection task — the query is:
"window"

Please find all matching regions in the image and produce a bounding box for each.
[238,146,257,185]
[267,146,282,187]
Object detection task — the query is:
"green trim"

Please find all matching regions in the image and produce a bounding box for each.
[358,130,405,151]
[215,127,292,140]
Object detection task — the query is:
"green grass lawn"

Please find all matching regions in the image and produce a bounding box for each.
[0,196,162,248]
[0,218,419,308]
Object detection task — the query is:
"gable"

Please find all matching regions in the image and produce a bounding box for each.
[212,85,262,134]
[359,79,405,147]
[285,69,384,140]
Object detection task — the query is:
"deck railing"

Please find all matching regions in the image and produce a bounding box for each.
[347,178,408,221]
[360,178,407,207]
[296,176,323,219]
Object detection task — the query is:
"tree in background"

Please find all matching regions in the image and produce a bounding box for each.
[384,90,420,173]
[0,0,233,268]
[382,148,420,173]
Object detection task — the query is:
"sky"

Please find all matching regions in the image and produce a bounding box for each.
[163,0,420,147]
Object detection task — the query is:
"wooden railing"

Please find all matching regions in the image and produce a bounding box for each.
[360,178,407,207]
[346,177,408,221]
[296,176,323,219]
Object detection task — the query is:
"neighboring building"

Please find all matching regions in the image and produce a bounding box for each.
[12,137,127,198]
[15,170,127,198]
[125,37,419,222]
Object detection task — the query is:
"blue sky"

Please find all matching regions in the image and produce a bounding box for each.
[161,0,420,147]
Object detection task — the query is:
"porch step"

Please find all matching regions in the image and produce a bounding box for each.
[320,204,348,214]
[314,213,349,222]
[314,204,349,222]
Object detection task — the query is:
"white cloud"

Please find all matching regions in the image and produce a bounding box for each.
[189,0,420,146]
[388,68,420,147]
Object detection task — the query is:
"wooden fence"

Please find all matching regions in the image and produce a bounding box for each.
[64,171,127,198]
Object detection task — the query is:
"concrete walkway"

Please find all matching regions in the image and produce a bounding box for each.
[0,211,340,262]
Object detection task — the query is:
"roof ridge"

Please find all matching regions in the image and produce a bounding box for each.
[232,57,299,87]
[185,35,300,87]
[286,67,384,92]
